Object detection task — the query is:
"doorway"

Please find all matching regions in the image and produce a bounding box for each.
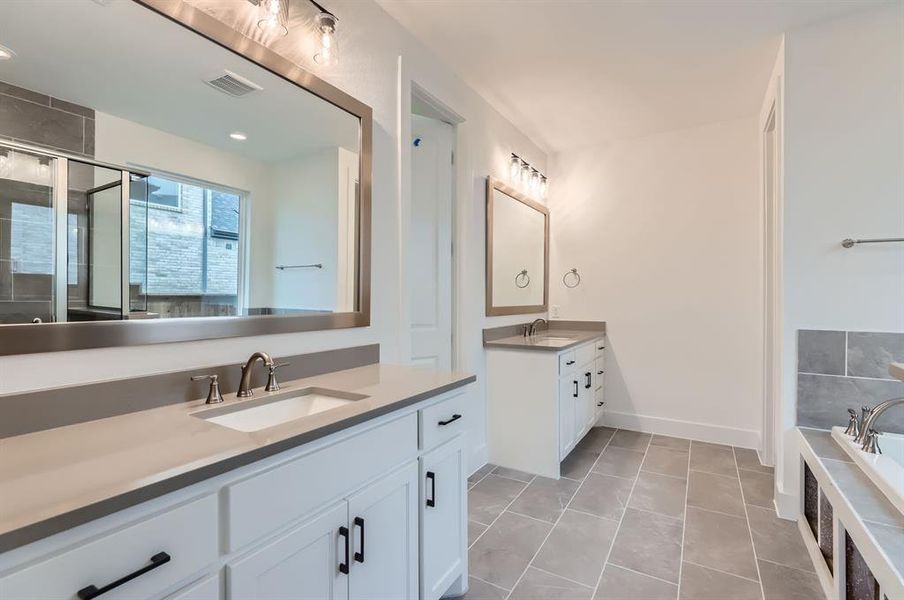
[408,88,459,370]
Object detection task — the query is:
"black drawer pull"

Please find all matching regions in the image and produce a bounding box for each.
[573,381,579,398]
[426,471,436,507]
[597,346,605,350]
[585,373,592,389]
[438,414,462,426]
[597,370,604,375]
[338,526,350,574]
[77,552,170,600]
[597,401,604,407]
[353,517,365,563]
[565,360,575,365]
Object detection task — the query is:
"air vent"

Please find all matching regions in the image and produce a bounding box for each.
[204,70,263,98]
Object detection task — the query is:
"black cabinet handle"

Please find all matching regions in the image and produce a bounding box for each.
[597,401,605,407]
[585,373,592,389]
[353,516,365,563]
[338,526,350,574]
[573,381,579,398]
[566,360,575,365]
[597,370,604,375]
[77,552,170,600]
[426,471,436,507]
[438,414,462,426]
[597,346,605,350]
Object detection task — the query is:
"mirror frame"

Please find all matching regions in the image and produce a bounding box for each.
[485,177,549,317]
[0,0,372,355]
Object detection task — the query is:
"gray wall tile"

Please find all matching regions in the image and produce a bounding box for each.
[0,94,85,154]
[50,97,95,119]
[0,82,50,105]
[847,331,904,379]
[797,373,904,433]
[798,330,846,375]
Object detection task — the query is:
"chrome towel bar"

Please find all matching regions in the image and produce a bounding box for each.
[275,263,323,270]
[841,237,904,248]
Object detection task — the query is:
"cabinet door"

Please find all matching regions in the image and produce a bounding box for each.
[347,461,419,600]
[559,376,577,458]
[228,502,349,600]
[420,436,467,600]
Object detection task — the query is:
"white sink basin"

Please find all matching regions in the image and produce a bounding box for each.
[195,388,368,433]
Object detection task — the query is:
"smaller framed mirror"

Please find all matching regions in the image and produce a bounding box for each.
[485,177,549,316]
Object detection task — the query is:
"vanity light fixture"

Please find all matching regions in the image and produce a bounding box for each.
[229,131,248,141]
[539,175,548,199]
[520,160,531,184]
[313,11,339,66]
[529,168,540,192]
[510,153,521,181]
[0,44,15,61]
[257,0,289,36]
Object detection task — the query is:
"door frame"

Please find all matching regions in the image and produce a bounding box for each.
[402,81,464,369]
[759,67,784,469]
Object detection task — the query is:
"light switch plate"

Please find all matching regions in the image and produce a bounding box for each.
[551,305,561,318]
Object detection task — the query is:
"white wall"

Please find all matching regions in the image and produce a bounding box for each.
[0,0,547,474]
[550,116,763,447]
[775,3,904,514]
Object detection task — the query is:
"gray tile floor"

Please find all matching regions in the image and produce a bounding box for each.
[464,427,825,600]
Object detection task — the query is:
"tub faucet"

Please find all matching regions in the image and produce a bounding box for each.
[237,351,274,398]
[857,397,904,454]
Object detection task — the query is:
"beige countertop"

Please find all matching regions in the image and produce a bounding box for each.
[0,364,475,552]
[890,362,904,382]
[484,329,605,352]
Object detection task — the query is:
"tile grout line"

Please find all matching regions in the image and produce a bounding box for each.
[502,429,619,599]
[467,473,537,552]
[604,563,679,587]
[527,564,595,590]
[468,573,511,594]
[755,556,819,576]
[733,446,766,600]
[590,432,655,599]
[681,559,763,584]
[675,439,694,598]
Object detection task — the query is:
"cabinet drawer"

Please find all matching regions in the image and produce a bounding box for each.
[420,391,467,450]
[225,413,417,552]
[593,357,605,390]
[576,343,595,368]
[594,337,606,358]
[0,495,218,600]
[558,350,577,375]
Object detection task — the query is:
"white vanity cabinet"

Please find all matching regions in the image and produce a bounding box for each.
[0,388,470,600]
[488,336,606,478]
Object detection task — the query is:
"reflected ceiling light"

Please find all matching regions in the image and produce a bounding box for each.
[257,0,289,36]
[229,131,248,141]
[313,12,339,66]
[0,44,15,60]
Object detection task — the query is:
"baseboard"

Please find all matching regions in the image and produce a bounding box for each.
[774,483,798,520]
[468,442,488,477]
[602,410,761,449]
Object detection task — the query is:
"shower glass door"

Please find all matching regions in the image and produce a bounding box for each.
[0,146,57,324]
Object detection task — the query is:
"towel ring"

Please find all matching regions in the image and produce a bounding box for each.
[563,268,581,288]
[515,269,531,288]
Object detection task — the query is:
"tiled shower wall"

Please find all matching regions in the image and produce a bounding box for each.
[0,80,95,157]
[797,330,904,433]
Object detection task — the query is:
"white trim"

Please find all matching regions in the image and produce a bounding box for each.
[602,410,761,449]
[773,485,798,520]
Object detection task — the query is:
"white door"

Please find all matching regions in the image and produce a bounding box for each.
[420,436,467,600]
[409,114,454,370]
[347,462,419,600]
[559,376,577,458]
[228,502,349,600]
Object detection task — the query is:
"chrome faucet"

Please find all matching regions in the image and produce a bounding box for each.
[857,397,903,454]
[237,352,275,398]
[528,318,548,336]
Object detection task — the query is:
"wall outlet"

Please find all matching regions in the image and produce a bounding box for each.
[551,305,561,318]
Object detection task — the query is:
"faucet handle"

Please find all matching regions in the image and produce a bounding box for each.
[844,408,860,437]
[862,428,882,455]
[265,362,290,392]
[191,374,224,404]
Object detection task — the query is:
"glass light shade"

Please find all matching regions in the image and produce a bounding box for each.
[529,169,540,192]
[509,154,521,181]
[540,176,548,199]
[257,0,288,37]
[520,161,531,184]
[314,13,339,66]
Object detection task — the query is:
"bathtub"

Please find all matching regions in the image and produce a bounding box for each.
[831,426,904,515]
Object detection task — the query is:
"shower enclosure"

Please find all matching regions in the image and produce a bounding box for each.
[0,140,148,324]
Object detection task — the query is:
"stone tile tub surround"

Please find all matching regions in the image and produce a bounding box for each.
[797,330,904,433]
[798,428,904,599]
[464,428,824,600]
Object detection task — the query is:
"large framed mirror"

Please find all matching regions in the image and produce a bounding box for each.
[0,0,372,354]
[485,177,549,316]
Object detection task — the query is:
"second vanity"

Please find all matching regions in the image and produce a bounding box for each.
[484,321,606,478]
[0,350,475,600]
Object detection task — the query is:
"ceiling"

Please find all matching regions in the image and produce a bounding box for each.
[377,0,892,152]
[0,0,358,163]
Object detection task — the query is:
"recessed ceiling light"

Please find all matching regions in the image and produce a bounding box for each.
[229,132,247,141]
[0,44,15,61]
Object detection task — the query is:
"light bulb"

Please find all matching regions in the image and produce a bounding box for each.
[540,176,548,199]
[257,0,288,36]
[509,154,521,181]
[520,161,531,185]
[314,13,339,66]
[529,169,540,193]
